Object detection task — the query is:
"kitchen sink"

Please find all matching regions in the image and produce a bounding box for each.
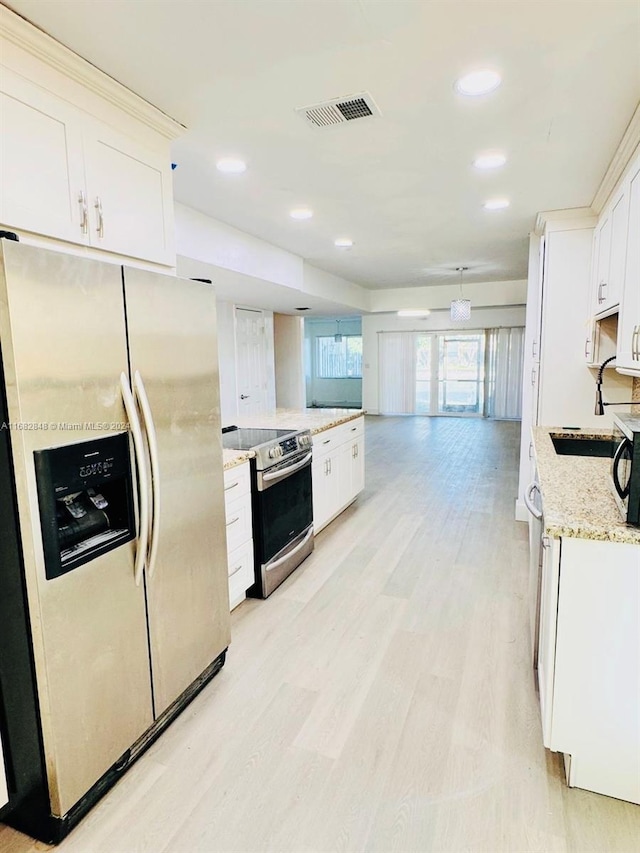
[551,436,616,457]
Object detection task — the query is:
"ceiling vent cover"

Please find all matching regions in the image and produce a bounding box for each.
[296,92,380,129]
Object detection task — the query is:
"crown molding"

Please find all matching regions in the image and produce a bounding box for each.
[0,6,185,140]
[591,102,640,213]
[534,207,596,235]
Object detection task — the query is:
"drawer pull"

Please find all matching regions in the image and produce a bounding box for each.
[322,439,331,444]
[228,563,243,578]
[351,426,357,431]
[224,481,239,491]
[226,516,240,526]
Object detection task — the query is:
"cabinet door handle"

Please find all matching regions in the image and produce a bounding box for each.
[597,281,606,304]
[528,441,533,461]
[532,340,538,359]
[328,458,332,475]
[531,367,536,386]
[78,191,88,234]
[94,196,104,238]
[228,563,243,578]
[226,516,240,527]
[224,481,239,492]
[584,338,592,360]
[633,325,640,360]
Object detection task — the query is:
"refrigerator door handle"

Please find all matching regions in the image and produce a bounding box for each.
[134,370,161,579]
[120,372,150,586]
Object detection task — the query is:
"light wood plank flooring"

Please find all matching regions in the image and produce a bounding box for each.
[2,416,639,852]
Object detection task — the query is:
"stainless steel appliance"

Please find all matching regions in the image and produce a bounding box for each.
[0,241,230,843]
[221,427,314,597]
[611,413,640,525]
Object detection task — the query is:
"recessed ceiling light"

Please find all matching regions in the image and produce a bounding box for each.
[397,310,431,317]
[216,157,247,174]
[483,198,510,210]
[334,237,353,248]
[473,152,506,170]
[455,69,502,97]
[290,207,313,220]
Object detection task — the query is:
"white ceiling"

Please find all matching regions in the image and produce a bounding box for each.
[7,0,640,289]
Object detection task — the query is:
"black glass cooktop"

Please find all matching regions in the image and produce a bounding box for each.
[221,427,295,451]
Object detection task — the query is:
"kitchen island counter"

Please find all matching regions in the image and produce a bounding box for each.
[532,426,640,545]
[232,408,365,435]
[222,449,254,470]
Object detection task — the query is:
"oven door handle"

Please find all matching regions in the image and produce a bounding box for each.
[261,451,313,484]
[524,482,542,520]
[265,527,314,573]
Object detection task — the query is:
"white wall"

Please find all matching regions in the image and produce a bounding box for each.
[304,317,363,408]
[302,263,370,312]
[175,202,303,290]
[369,280,527,312]
[362,305,526,414]
[274,314,305,409]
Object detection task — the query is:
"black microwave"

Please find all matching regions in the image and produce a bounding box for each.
[611,413,640,525]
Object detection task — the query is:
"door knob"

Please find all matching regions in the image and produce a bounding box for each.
[240,394,250,400]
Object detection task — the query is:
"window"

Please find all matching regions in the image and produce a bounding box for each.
[316,335,362,378]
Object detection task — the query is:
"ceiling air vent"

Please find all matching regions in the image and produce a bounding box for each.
[295,92,381,129]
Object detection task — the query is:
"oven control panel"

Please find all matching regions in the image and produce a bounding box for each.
[268,432,312,459]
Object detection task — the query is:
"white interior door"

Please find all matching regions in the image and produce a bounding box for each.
[235,308,269,416]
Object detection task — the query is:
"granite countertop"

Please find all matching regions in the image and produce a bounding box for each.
[532,426,640,545]
[232,408,365,434]
[222,448,254,471]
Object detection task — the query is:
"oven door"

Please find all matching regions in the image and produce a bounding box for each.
[255,452,313,564]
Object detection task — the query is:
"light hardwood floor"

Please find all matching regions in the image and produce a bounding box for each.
[1,416,639,853]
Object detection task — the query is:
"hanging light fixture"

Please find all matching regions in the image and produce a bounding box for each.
[334,319,343,342]
[450,267,471,321]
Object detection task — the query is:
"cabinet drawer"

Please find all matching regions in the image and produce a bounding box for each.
[337,417,364,442]
[312,417,364,454]
[227,539,254,610]
[223,463,251,507]
[225,492,252,554]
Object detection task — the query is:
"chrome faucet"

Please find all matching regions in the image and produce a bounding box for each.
[594,356,635,415]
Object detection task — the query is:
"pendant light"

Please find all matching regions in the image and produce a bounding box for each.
[451,267,471,321]
[334,319,343,342]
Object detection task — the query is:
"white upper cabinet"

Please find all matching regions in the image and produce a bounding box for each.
[591,184,628,316]
[0,69,86,243]
[0,8,182,266]
[616,158,640,375]
[83,119,172,263]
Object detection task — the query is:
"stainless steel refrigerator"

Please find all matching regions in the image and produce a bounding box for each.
[0,240,230,842]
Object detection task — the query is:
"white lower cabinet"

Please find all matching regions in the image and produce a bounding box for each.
[537,535,640,804]
[312,417,365,533]
[223,463,254,610]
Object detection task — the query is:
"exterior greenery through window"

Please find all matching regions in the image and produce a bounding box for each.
[316,335,363,378]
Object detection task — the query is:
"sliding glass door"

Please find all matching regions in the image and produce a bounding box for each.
[379,331,487,417]
[437,334,485,415]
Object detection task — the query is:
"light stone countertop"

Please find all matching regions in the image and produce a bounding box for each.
[230,408,365,434]
[221,409,365,470]
[532,426,640,545]
[222,448,254,471]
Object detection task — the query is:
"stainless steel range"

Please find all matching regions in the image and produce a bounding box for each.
[221,427,314,597]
